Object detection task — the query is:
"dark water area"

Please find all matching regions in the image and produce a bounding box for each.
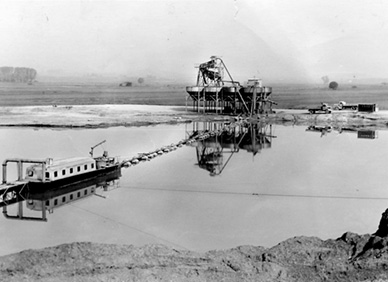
[1,122,388,256]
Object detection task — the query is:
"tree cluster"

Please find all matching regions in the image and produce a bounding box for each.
[0,67,37,83]
[329,81,339,90]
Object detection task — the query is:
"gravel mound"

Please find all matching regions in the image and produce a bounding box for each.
[2,209,388,281]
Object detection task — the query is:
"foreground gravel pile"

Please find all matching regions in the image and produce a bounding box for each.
[2,209,388,281]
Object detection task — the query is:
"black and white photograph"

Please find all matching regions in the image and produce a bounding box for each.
[1,0,388,281]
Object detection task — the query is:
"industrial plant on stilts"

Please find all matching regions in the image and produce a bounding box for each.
[186,56,276,115]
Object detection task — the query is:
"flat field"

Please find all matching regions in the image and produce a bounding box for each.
[1,82,388,110]
[0,82,186,107]
[271,83,388,110]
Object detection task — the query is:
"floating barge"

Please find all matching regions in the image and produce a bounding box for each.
[3,168,121,222]
[0,141,121,209]
[186,56,276,115]
[2,151,120,193]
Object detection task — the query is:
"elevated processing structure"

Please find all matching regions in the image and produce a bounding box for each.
[186,56,276,115]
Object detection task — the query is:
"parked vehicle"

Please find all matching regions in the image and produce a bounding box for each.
[334,101,358,110]
[308,103,332,114]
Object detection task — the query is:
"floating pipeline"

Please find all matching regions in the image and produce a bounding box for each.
[119,120,250,168]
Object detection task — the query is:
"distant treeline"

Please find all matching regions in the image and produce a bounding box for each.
[0,67,37,83]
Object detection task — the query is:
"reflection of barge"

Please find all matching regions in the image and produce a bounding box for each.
[27,168,121,210]
[27,183,97,212]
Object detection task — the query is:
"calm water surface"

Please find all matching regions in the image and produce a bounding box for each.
[1,123,388,256]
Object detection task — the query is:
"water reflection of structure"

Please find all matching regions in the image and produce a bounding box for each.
[187,122,275,176]
[2,168,121,221]
[306,125,378,139]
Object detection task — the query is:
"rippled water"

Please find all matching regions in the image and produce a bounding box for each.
[1,123,388,256]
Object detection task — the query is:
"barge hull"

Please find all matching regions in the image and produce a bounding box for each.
[24,166,121,200]
[26,164,121,192]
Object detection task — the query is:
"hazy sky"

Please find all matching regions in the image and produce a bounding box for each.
[2,0,388,83]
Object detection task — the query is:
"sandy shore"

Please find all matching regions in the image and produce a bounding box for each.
[1,104,388,129]
[0,104,199,127]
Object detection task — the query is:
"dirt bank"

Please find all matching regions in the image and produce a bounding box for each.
[1,104,388,129]
[1,209,388,281]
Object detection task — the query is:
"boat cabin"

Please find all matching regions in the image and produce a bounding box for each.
[25,157,96,182]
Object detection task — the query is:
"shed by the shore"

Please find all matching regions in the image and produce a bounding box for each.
[358,103,378,112]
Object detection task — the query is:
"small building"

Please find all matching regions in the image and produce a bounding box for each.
[358,104,378,112]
